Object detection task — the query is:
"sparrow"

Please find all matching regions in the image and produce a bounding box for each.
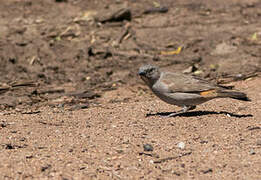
[138,64,250,117]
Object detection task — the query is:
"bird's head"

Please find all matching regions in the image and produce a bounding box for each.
[138,64,161,86]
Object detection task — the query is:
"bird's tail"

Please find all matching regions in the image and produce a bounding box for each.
[218,90,251,101]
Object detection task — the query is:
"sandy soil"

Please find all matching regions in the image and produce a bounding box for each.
[0,0,260,179]
[1,76,260,179]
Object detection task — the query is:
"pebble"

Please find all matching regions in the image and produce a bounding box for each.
[202,168,213,174]
[177,142,185,149]
[226,113,231,117]
[249,149,256,155]
[143,144,153,151]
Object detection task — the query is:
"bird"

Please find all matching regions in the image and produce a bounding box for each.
[138,64,250,117]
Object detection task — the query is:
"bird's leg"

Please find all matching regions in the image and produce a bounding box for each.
[187,105,196,111]
[166,105,196,117]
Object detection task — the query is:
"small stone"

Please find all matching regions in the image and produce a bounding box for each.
[193,70,203,75]
[115,149,124,153]
[249,149,255,155]
[143,144,153,152]
[183,66,194,74]
[183,64,198,74]
[177,142,185,149]
[226,113,231,117]
[209,64,219,71]
[172,170,181,176]
[202,168,213,174]
[200,140,208,144]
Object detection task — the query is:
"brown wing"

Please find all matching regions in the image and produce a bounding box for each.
[161,72,220,93]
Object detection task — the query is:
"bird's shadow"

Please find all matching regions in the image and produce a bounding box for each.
[146,110,253,118]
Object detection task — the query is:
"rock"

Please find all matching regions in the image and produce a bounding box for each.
[143,6,168,14]
[143,144,153,151]
[183,65,198,74]
[97,8,131,23]
[202,168,213,174]
[249,149,256,155]
[177,142,185,149]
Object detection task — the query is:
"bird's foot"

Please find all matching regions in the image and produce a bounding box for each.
[166,105,196,117]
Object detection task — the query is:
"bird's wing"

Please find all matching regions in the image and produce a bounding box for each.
[160,72,220,95]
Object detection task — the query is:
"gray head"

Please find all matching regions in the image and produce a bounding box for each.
[138,64,161,86]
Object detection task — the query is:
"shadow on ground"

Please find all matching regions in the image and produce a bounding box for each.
[146,111,253,118]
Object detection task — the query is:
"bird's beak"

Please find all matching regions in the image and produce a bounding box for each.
[138,71,145,76]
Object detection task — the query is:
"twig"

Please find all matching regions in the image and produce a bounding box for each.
[217,72,258,84]
[37,88,65,94]
[21,110,41,114]
[10,81,37,88]
[117,27,130,44]
[139,152,160,158]
[0,81,37,94]
[153,151,192,164]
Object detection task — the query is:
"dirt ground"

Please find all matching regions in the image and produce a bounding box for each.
[0,0,260,179]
